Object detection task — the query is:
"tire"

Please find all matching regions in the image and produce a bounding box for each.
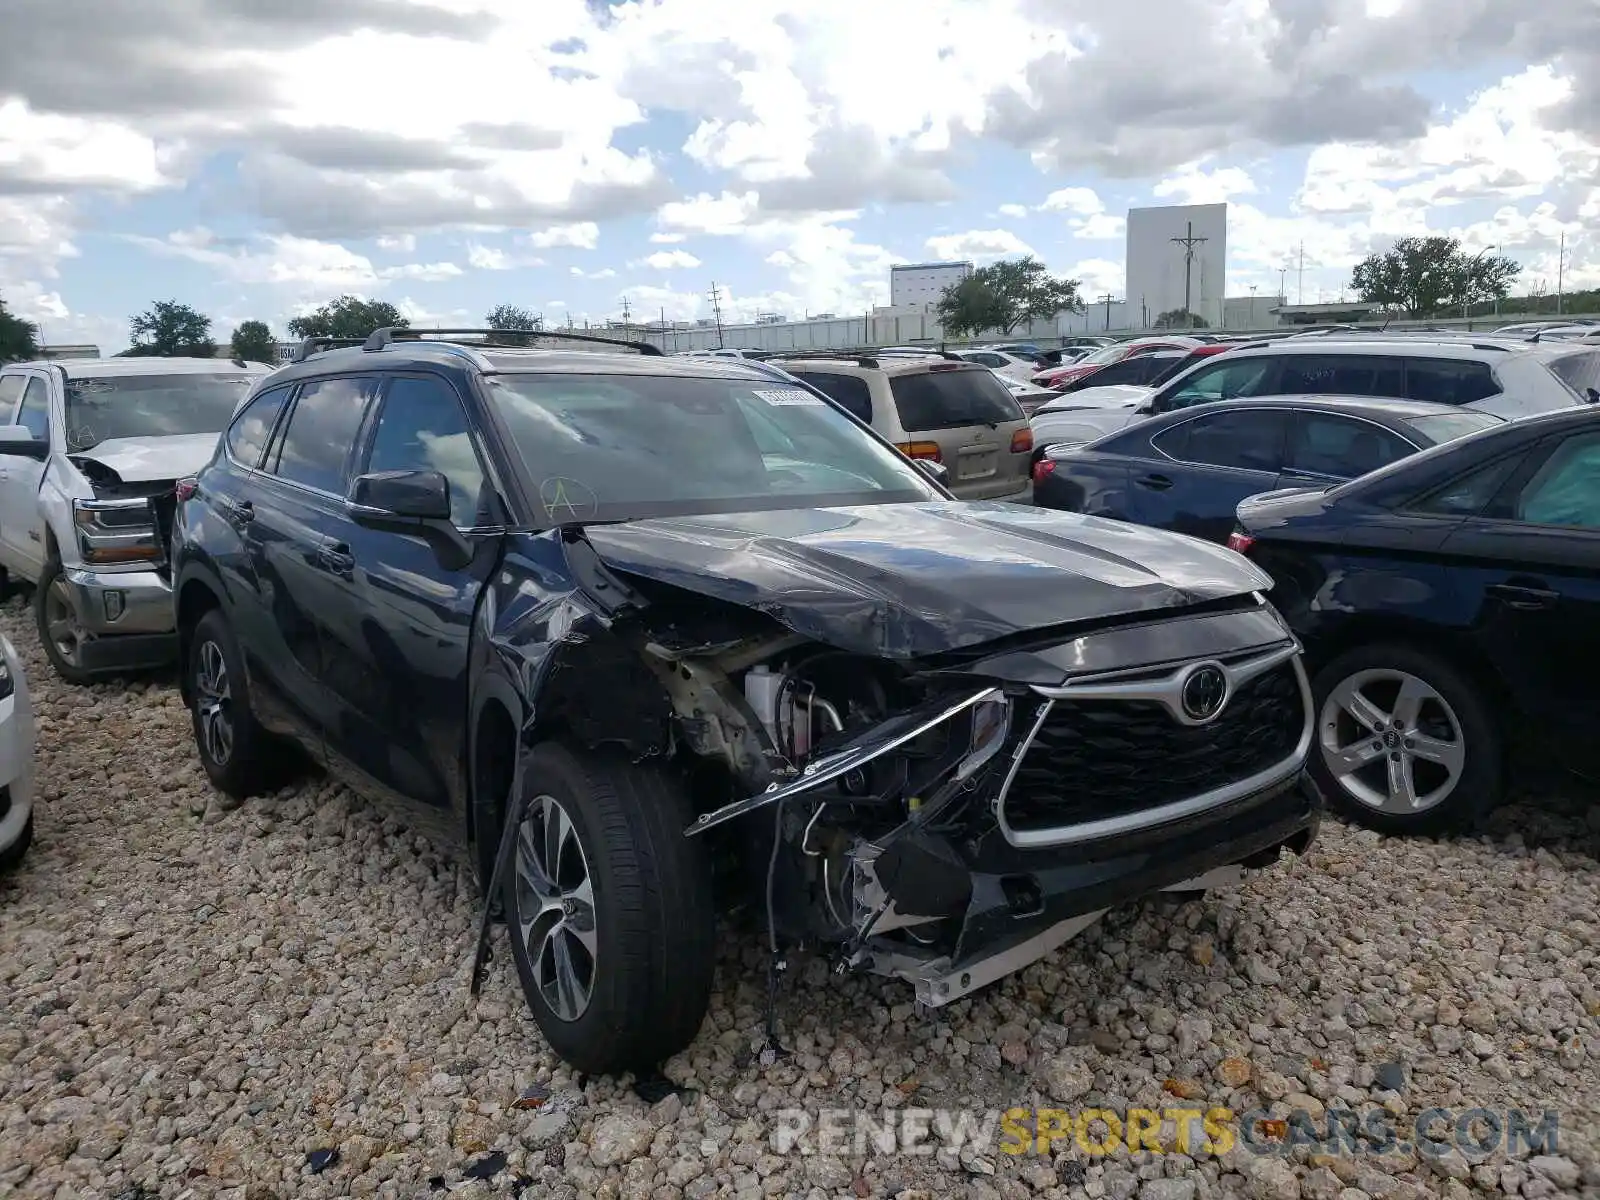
[1309,643,1502,835]
[34,558,94,685]
[187,609,271,798]
[0,813,33,871]
[501,743,715,1075]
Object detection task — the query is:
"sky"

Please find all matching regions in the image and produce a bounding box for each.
[2,0,1598,353]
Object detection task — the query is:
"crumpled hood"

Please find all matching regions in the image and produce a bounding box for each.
[66,433,219,483]
[586,501,1273,658]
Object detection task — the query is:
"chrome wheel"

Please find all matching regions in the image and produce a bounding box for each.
[43,578,87,666]
[514,794,597,1022]
[194,639,234,767]
[1318,668,1465,815]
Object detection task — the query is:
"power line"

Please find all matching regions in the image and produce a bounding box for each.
[1169,221,1208,327]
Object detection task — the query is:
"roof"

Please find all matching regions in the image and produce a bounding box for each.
[9,357,269,379]
[1221,394,1500,421]
[1216,337,1532,360]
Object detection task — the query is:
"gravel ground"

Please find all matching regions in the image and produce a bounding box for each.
[2,592,1598,1200]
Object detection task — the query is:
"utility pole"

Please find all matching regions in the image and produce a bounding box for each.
[1278,267,1288,304]
[1098,293,1116,331]
[708,282,725,349]
[1248,283,1258,328]
[619,295,632,339]
[1557,231,1566,315]
[1296,242,1306,305]
[1170,221,1208,328]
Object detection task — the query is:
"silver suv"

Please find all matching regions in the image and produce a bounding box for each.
[1033,336,1600,451]
[768,351,1033,500]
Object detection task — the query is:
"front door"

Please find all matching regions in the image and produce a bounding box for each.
[0,374,53,578]
[314,373,502,832]
[1131,407,1290,542]
[241,374,378,756]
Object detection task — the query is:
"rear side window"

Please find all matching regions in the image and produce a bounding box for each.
[1404,358,1499,406]
[1548,351,1600,398]
[798,372,873,422]
[1516,433,1600,529]
[17,378,49,441]
[1408,453,1526,516]
[889,369,1022,432]
[265,375,377,493]
[1275,354,1404,397]
[1288,412,1413,478]
[1159,409,1289,472]
[226,385,292,468]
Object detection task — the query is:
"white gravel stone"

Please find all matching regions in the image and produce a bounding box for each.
[1,594,1598,1199]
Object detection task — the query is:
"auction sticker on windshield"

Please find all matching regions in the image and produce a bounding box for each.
[755,389,824,406]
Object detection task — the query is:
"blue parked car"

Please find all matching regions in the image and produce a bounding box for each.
[1032,395,1501,544]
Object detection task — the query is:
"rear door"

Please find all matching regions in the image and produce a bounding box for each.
[1130,407,1291,542]
[242,374,378,754]
[1281,410,1418,489]
[887,365,1028,500]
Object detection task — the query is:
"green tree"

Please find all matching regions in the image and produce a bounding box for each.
[936,257,1082,338]
[1154,308,1209,330]
[1350,236,1520,318]
[129,300,216,357]
[229,319,278,364]
[486,303,541,346]
[0,294,39,363]
[286,295,409,340]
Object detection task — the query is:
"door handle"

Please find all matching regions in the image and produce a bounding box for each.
[1486,582,1559,610]
[1136,473,1173,491]
[318,541,355,576]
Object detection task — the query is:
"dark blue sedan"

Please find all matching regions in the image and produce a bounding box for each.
[1032,395,1501,544]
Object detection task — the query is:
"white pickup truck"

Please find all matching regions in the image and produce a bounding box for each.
[0,357,270,682]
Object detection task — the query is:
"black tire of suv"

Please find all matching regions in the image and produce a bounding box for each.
[502,743,716,1076]
[188,609,271,799]
[1309,643,1502,836]
[0,813,33,871]
[34,558,95,685]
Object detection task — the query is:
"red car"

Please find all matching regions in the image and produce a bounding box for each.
[1032,336,1212,391]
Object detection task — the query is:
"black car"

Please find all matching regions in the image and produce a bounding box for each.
[171,329,1320,1074]
[1034,396,1501,544]
[1230,404,1600,833]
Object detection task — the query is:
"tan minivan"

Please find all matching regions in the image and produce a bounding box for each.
[769,351,1033,501]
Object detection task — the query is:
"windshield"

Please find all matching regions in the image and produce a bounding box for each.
[1404,411,1502,445]
[63,373,258,450]
[1079,343,1130,366]
[486,372,938,524]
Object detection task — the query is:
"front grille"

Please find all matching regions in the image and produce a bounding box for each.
[1003,661,1304,832]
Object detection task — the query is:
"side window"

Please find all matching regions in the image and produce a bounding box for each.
[1165,410,1289,472]
[0,374,24,419]
[225,385,292,468]
[1408,453,1526,517]
[16,378,50,441]
[364,376,490,527]
[1404,358,1499,406]
[970,353,1004,368]
[1515,433,1600,530]
[798,372,873,422]
[265,375,376,494]
[1275,354,1404,398]
[1158,358,1278,412]
[1547,351,1600,399]
[1288,413,1414,478]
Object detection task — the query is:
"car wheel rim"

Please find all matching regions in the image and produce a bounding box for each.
[194,640,234,767]
[43,579,87,666]
[1318,667,1466,815]
[514,794,596,1022]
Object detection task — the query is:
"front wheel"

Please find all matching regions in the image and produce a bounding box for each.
[34,559,94,685]
[187,609,271,798]
[502,743,715,1075]
[1309,643,1501,835]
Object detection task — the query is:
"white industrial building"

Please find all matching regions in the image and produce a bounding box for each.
[1125,203,1229,329]
[889,260,973,308]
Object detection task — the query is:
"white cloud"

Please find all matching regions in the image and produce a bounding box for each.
[570,266,617,280]
[376,233,416,253]
[468,243,510,270]
[649,232,687,244]
[925,229,1034,262]
[996,203,1029,219]
[1153,164,1259,205]
[1038,187,1104,217]
[529,221,600,249]
[125,227,462,290]
[630,249,702,270]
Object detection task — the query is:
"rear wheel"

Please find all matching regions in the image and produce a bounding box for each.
[188,609,271,798]
[1309,643,1501,835]
[502,743,715,1075]
[0,813,33,871]
[35,559,94,685]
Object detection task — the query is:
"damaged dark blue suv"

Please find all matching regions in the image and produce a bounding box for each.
[171,329,1320,1075]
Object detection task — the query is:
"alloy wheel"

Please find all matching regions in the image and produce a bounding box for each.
[43,579,87,667]
[514,794,597,1022]
[194,640,234,767]
[1318,667,1466,815]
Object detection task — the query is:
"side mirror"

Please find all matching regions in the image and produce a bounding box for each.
[0,426,49,460]
[914,459,951,487]
[349,469,451,521]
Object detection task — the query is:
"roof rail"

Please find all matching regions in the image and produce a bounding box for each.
[360,327,665,356]
[291,336,365,363]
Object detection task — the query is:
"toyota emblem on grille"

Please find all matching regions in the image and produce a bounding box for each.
[1179,664,1229,723]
